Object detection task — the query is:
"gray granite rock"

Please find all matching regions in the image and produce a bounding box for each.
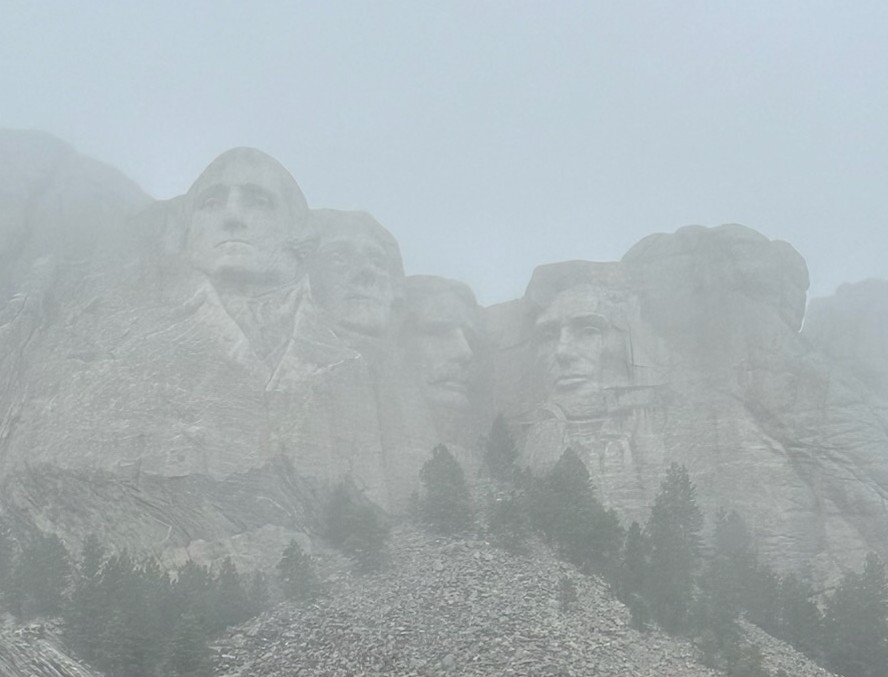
[1,132,888,589]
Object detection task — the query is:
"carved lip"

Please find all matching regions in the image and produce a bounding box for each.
[431,378,469,393]
[553,374,593,389]
[215,239,252,248]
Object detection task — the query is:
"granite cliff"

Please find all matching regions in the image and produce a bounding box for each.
[0,130,886,586]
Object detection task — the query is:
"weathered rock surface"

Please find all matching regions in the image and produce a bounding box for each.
[0,133,478,569]
[0,620,100,677]
[1,130,888,589]
[489,225,888,581]
[213,527,833,676]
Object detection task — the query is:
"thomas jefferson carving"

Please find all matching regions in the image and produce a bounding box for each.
[307,209,403,338]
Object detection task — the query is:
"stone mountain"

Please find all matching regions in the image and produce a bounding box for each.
[1,129,886,586]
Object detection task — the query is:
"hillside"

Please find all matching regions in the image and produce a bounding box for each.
[213,526,833,677]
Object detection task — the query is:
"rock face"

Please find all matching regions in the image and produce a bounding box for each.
[214,526,834,677]
[1,131,888,583]
[488,225,888,581]
[0,623,99,677]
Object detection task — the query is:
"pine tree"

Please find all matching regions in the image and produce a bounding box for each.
[246,571,270,616]
[65,534,108,662]
[775,573,822,659]
[484,414,518,480]
[419,444,474,535]
[823,553,888,677]
[277,539,320,603]
[138,557,175,669]
[744,562,781,636]
[209,557,251,631]
[164,611,212,677]
[695,510,756,640]
[644,463,704,633]
[487,489,532,554]
[325,482,391,571]
[13,531,71,618]
[93,552,152,677]
[528,449,624,574]
[173,560,213,623]
[617,521,650,629]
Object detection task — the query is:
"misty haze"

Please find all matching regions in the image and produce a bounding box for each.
[2,3,888,677]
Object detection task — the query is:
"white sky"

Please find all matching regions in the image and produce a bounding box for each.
[2,1,886,304]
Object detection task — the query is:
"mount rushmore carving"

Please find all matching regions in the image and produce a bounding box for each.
[1,130,886,582]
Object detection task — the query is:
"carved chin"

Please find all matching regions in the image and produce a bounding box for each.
[335,302,390,334]
[424,382,471,409]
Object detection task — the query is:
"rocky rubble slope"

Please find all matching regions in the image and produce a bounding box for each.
[0,620,99,677]
[214,526,833,677]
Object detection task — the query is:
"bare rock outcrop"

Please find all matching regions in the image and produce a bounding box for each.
[489,225,888,581]
[1,132,888,588]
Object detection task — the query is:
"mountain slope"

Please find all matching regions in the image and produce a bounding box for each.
[214,526,832,676]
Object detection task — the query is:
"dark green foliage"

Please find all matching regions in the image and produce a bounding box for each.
[61,537,268,677]
[774,573,822,659]
[744,563,781,636]
[209,557,252,631]
[616,521,650,629]
[694,510,757,640]
[822,553,888,677]
[484,414,518,480]
[325,482,391,571]
[79,533,106,580]
[12,531,71,618]
[419,444,474,535]
[486,489,533,554]
[247,571,270,615]
[527,449,624,575]
[165,611,213,677]
[93,553,154,677]
[644,463,703,633]
[65,535,107,662]
[277,539,321,603]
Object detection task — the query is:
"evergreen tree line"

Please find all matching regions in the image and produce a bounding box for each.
[0,526,311,676]
[453,418,888,677]
[2,415,887,677]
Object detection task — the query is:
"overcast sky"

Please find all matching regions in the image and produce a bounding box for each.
[2,1,886,304]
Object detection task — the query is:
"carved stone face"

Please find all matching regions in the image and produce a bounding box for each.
[185,151,306,290]
[309,215,400,336]
[533,284,609,412]
[404,283,479,410]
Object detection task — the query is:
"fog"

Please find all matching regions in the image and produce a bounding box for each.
[2,1,886,304]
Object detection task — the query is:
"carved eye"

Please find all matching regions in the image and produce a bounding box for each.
[245,191,275,209]
[534,324,559,344]
[200,195,221,209]
[197,186,227,210]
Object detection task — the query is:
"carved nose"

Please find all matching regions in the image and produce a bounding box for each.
[353,267,378,287]
[222,218,248,232]
[449,330,473,363]
[352,259,387,287]
[554,332,578,364]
